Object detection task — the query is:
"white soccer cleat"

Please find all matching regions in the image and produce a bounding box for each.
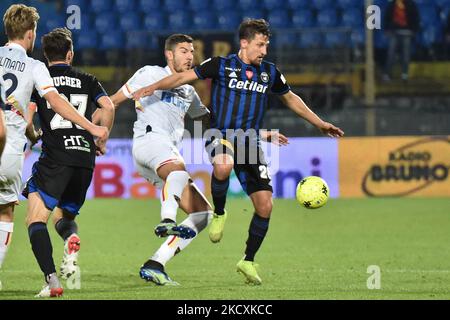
[35,273,63,298]
[60,234,80,281]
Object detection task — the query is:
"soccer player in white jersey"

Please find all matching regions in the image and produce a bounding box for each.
[0,4,109,296]
[110,34,212,285]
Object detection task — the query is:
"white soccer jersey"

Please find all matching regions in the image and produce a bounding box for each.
[121,65,209,144]
[0,43,56,153]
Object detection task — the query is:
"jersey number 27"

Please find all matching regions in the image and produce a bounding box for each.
[47,93,88,130]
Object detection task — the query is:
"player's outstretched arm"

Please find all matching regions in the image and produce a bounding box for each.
[93,96,115,155]
[110,90,128,108]
[260,130,289,146]
[278,91,344,138]
[43,91,109,140]
[132,69,199,100]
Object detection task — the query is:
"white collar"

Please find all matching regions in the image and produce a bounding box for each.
[164,65,173,75]
[6,42,27,54]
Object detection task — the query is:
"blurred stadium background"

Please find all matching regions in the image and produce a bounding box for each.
[1,0,449,300]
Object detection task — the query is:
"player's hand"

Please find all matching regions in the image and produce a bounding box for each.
[29,128,42,147]
[95,138,107,156]
[132,85,155,100]
[319,122,344,138]
[90,125,109,141]
[261,130,289,146]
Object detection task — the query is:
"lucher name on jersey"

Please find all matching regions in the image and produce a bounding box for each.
[52,76,82,88]
[228,78,268,93]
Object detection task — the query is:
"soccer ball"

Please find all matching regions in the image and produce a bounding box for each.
[296,176,329,209]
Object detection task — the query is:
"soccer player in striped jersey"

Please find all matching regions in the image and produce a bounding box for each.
[133,19,344,285]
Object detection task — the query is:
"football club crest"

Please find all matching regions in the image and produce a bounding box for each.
[245,70,254,79]
[260,72,269,83]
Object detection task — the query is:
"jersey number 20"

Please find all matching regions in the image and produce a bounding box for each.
[47,93,88,130]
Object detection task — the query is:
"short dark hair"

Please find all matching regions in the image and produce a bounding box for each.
[42,28,73,62]
[164,34,193,51]
[238,18,271,41]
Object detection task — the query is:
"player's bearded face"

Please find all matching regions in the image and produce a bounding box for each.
[247,34,269,66]
[173,42,194,73]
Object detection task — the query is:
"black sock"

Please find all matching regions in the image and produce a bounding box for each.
[28,222,56,277]
[244,213,270,262]
[211,174,229,215]
[143,259,164,272]
[55,217,78,241]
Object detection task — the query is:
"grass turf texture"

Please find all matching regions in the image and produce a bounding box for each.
[0,198,449,300]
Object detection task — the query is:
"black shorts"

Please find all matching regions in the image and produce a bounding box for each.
[205,137,273,196]
[23,160,93,215]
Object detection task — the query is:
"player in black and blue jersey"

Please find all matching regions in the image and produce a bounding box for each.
[132,19,344,285]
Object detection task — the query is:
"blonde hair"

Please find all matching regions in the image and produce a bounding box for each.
[3,4,40,40]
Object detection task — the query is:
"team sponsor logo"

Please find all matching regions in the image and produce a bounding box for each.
[228,79,268,93]
[260,72,269,83]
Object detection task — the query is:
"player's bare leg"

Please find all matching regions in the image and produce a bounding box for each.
[154,161,196,239]
[0,204,14,290]
[53,208,80,282]
[236,190,273,285]
[209,153,234,243]
[140,181,212,285]
[26,192,63,297]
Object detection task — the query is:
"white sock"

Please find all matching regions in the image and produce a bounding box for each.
[151,211,212,266]
[160,171,190,222]
[0,222,14,269]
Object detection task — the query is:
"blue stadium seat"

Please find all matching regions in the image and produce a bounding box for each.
[165,0,187,11]
[77,31,99,49]
[299,32,323,49]
[213,0,237,11]
[65,0,89,12]
[139,0,161,11]
[324,32,350,48]
[341,8,364,27]
[144,12,166,30]
[167,11,192,31]
[115,0,137,13]
[241,10,265,20]
[317,9,339,28]
[418,5,440,28]
[350,28,365,47]
[101,32,125,49]
[372,0,388,9]
[238,0,262,11]
[273,32,297,48]
[436,0,450,8]
[337,0,363,9]
[28,0,58,21]
[267,10,291,29]
[90,0,114,13]
[119,13,142,31]
[125,31,159,49]
[312,0,335,10]
[287,0,311,10]
[45,15,67,33]
[193,12,216,30]
[374,29,388,49]
[189,0,211,11]
[94,13,118,34]
[292,10,316,28]
[263,0,285,11]
[217,12,241,30]
[419,26,443,48]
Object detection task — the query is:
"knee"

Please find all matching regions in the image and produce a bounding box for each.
[255,201,273,218]
[213,164,233,180]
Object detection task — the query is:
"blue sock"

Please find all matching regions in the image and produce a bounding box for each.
[244,213,270,261]
[211,174,229,215]
[28,222,56,277]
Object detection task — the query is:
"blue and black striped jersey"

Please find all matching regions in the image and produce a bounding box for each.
[194,54,290,133]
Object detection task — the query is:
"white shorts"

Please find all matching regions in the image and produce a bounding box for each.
[0,146,25,204]
[132,133,184,188]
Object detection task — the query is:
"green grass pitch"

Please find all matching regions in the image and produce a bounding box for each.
[1,198,449,300]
